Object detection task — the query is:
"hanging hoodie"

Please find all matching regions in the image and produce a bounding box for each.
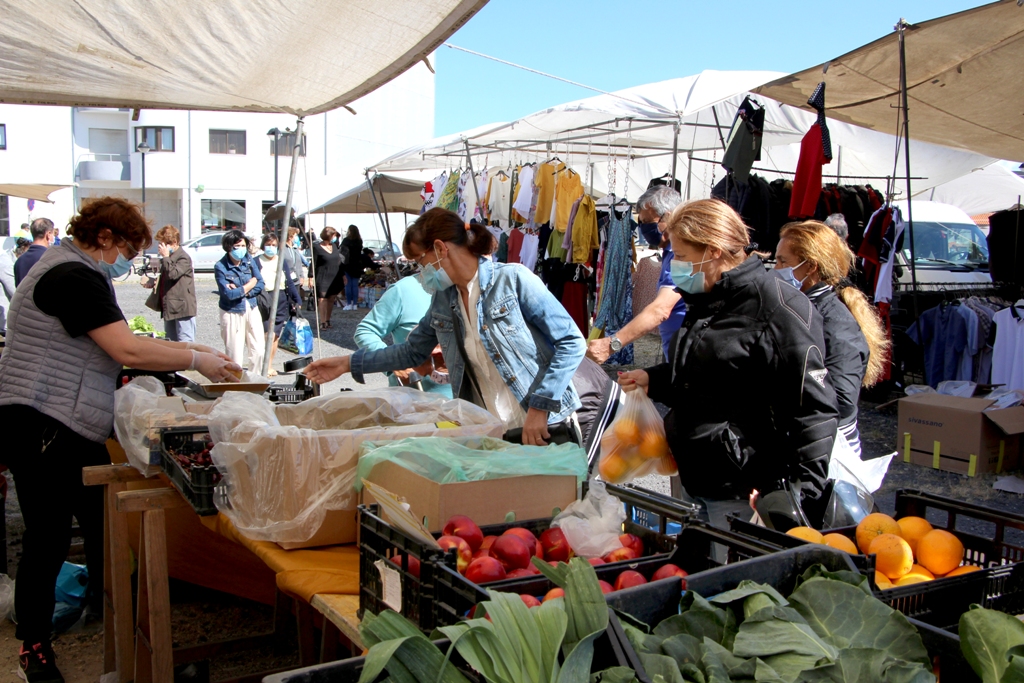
[789,83,833,219]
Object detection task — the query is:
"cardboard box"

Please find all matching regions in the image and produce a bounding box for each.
[277,508,358,550]
[897,394,1024,475]
[362,459,578,532]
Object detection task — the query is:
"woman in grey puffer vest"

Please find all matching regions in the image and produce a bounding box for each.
[0,197,241,683]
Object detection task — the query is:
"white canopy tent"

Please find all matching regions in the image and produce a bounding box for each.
[369,70,997,203]
[920,164,1024,216]
[0,0,487,115]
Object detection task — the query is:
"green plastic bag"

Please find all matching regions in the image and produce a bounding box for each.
[355,435,588,489]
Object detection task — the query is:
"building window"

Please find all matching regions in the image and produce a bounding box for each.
[210,130,247,155]
[0,124,6,150]
[201,199,246,230]
[134,126,174,152]
[271,132,306,157]
[88,128,129,157]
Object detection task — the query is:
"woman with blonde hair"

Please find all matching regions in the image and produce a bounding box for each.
[617,199,839,530]
[774,220,889,457]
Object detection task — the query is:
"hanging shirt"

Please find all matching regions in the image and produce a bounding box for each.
[907,304,969,387]
[476,169,489,221]
[512,165,536,220]
[570,196,599,265]
[789,124,830,219]
[438,171,461,212]
[554,169,584,231]
[872,207,905,305]
[992,304,1024,391]
[421,172,447,212]
[532,162,563,226]
[487,174,512,228]
[457,173,480,222]
[507,228,525,264]
[457,273,526,429]
[519,233,540,271]
[722,96,765,183]
[546,226,568,262]
[955,304,980,382]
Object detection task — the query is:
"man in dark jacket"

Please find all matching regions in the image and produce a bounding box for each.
[14,218,54,287]
[142,225,198,341]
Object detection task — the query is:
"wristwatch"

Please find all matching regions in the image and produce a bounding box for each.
[609,336,623,352]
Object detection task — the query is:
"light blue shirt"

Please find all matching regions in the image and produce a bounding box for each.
[351,258,584,424]
[353,276,452,397]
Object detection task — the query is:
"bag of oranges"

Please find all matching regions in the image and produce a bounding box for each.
[597,389,675,484]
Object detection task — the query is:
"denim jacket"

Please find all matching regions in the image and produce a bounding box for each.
[214,253,265,313]
[351,258,585,423]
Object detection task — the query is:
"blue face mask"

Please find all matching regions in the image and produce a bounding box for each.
[773,261,807,290]
[99,247,133,279]
[417,247,454,295]
[230,246,247,261]
[670,247,712,294]
[263,246,278,258]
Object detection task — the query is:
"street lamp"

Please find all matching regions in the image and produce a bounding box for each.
[137,141,151,215]
[267,128,281,202]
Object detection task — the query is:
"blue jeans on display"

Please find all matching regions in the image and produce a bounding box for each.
[164,317,196,342]
[345,274,359,306]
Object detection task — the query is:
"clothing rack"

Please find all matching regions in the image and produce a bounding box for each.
[686,156,926,182]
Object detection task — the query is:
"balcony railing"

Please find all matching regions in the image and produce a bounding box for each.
[77,153,130,182]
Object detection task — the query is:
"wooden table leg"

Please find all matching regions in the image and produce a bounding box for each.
[296,599,317,666]
[102,483,116,675]
[144,508,174,683]
[108,482,134,683]
[135,521,153,683]
[320,619,341,663]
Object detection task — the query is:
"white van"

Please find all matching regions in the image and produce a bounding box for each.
[892,200,991,288]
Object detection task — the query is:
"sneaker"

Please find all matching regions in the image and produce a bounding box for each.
[18,642,64,683]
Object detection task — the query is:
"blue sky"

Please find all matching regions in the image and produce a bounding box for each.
[434,0,989,136]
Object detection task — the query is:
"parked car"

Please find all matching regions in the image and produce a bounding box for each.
[362,239,401,261]
[181,231,227,272]
[892,201,991,288]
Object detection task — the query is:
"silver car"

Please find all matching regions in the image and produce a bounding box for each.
[181,231,227,272]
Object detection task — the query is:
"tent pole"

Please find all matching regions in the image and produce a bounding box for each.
[262,117,304,376]
[364,171,396,268]
[670,121,680,189]
[685,151,693,200]
[897,19,920,319]
[463,139,486,219]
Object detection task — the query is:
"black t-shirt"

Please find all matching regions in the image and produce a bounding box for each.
[33,263,125,337]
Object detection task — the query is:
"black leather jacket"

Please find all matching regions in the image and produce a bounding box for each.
[806,283,869,427]
[646,255,839,502]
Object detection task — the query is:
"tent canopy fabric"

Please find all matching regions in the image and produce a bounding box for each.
[0,184,71,203]
[370,70,997,202]
[919,164,1024,216]
[309,174,429,215]
[0,0,486,115]
[754,1,1024,162]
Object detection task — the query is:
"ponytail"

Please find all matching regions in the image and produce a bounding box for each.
[838,285,890,387]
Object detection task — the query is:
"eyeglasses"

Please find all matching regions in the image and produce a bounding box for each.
[121,242,140,260]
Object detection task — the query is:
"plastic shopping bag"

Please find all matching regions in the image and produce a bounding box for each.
[597,388,675,484]
[550,481,626,558]
[280,317,313,355]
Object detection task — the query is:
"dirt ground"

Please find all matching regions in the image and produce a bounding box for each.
[1,334,1022,681]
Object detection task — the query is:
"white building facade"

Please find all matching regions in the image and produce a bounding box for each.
[0,58,434,245]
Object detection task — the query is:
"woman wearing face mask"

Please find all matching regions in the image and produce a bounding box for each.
[774,221,888,457]
[617,199,839,530]
[310,226,343,329]
[0,197,240,683]
[305,208,586,446]
[283,226,310,292]
[214,229,266,372]
[256,234,303,376]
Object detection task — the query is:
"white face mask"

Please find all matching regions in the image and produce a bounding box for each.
[774,260,807,289]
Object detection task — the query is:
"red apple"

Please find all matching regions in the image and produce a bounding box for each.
[543,587,565,602]
[480,535,498,551]
[520,594,542,608]
[603,547,639,564]
[651,564,689,585]
[444,515,485,552]
[540,528,574,563]
[587,557,606,567]
[491,535,532,571]
[598,580,615,594]
[388,554,420,579]
[506,568,535,579]
[465,557,507,584]
[437,535,472,574]
[503,528,543,558]
[614,570,648,591]
[619,533,644,558]
[472,548,491,561]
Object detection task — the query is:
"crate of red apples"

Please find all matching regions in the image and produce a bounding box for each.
[358,482,694,632]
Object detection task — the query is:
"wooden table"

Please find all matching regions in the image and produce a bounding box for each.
[311,594,363,655]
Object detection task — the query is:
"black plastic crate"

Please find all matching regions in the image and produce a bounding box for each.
[264,608,647,683]
[159,426,220,516]
[117,368,188,396]
[432,519,782,629]
[727,488,1024,628]
[591,481,700,536]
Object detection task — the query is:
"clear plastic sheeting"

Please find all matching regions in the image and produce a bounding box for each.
[354,436,588,488]
[113,376,215,476]
[209,389,505,544]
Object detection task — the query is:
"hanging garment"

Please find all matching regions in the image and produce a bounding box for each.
[987,209,1024,287]
[496,231,509,263]
[512,164,537,220]
[907,303,969,387]
[438,171,461,212]
[554,170,584,231]
[872,207,905,305]
[488,174,512,228]
[632,253,662,317]
[421,171,447,212]
[476,169,490,221]
[519,232,540,271]
[485,225,503,261]
[507,228,525,264]
[562,196,582,253]
[721,96,765,183]
[546,224,569,262]
[561,279,589,337]
[532,162,563,226]
[955,304,980,382]
[593,210,634,366]
[992,303,1024,391]
[570,196,599,264]
[456,172,480,222]
[789,83,833,219]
